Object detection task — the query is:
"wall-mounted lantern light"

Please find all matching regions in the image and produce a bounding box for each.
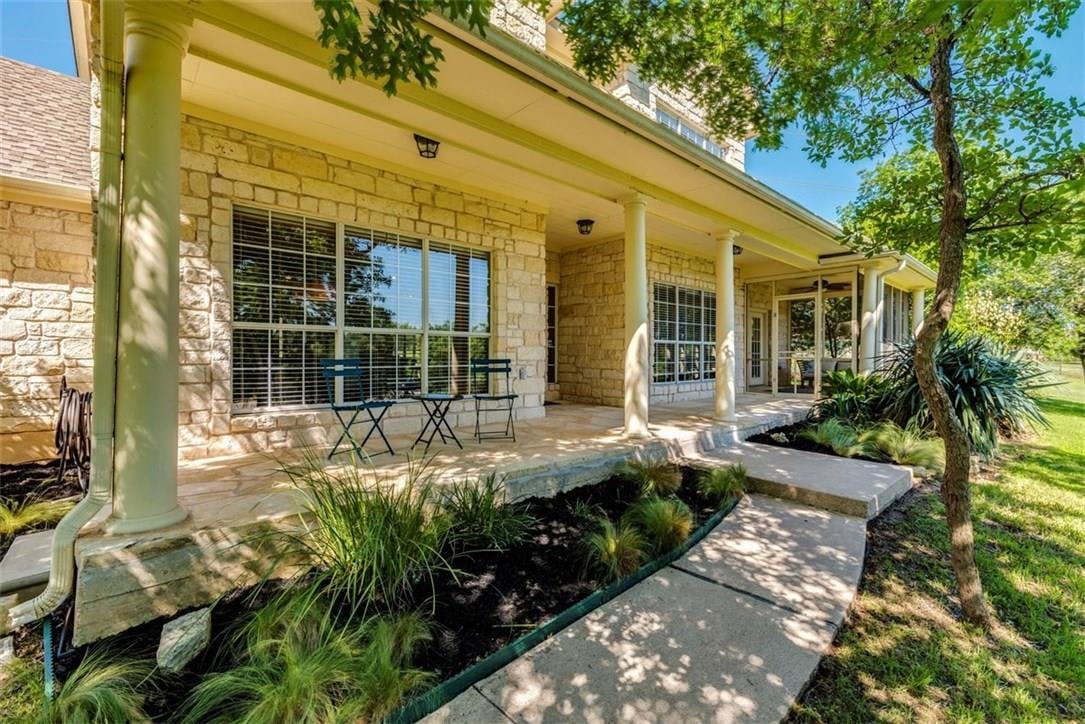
[576,218,595,235]
[733,244,743,256]
[413,133,440,159]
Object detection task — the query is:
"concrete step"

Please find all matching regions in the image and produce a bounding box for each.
[686,442,913,519]
[0,529,54,596]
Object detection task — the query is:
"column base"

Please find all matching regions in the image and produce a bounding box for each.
[103,504,189,535]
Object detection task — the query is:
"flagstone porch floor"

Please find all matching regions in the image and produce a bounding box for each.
[70,394,811,644]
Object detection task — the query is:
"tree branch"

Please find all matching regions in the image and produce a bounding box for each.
[903,73,931,98]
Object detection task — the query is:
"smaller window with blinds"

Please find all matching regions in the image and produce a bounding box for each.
[652,283,716,384]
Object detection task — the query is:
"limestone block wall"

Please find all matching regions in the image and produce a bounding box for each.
[488,0,546,52]
[555,239,745,409]
[0,200,95,460]
[177,114,548,460]
[556,239,624,406]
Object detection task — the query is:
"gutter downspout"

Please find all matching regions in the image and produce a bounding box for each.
[9,0,124,629]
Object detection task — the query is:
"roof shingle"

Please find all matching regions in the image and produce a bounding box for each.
[0,56,91,188]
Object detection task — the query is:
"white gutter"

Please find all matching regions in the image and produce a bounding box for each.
[10,0,123,629]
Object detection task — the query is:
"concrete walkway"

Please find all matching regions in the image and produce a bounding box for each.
[421,450,912,723]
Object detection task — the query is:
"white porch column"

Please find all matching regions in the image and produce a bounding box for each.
[912,289,925,335]
[859,268,880,374]
[622,194,650,438]
[105,3,192,534]
[714,232,737,421]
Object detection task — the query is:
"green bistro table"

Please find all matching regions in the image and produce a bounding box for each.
[410,393,464,450]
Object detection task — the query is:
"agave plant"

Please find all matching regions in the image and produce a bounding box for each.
[799,418,875,458]
[38,648,151,724]
[282,453,453,612]
[697,463,748,506]
[181,589,433,724]
[622,496,694,555]
[809,369,890,424]
[860,422,945,472]
[881,331,1052,457]
[620,458,682,496]
[584,518,647,582]
[442,473,534,553]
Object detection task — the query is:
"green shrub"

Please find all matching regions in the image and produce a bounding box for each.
[283,454,452,612]
[799,418,874,458]
[881,332,1051,457]
[442,473,533,553]
[39,648,151,724]
[181,591,432,724]
[697,463,747,506]
[622,497,694,555]
[810,369,890,424]
[584,518,647,582]
[860,422,945,472]
[620,458,682,496]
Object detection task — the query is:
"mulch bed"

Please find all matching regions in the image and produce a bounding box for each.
[748,422,883,463]
[1,460,83,505]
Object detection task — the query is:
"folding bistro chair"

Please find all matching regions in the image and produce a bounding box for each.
[320,358,397,459]
[470,357,518,442]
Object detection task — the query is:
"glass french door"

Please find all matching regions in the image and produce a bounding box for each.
[748,311,767,386]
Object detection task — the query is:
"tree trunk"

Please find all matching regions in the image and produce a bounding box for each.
[917,34,991,628]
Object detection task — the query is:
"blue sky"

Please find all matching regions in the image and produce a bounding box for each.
[2,0,1082,224]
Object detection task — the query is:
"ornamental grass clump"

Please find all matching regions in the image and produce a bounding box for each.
[697,463,747,506]
[799,418,875,459]
[0,496,75,540]
[584,518,647,583]
[38,648,151,724]
[622,496,694,555]
[282,453,452,612]
[181,590,432,724]
[860,421,945,472]
[620,458,682,496]
[442,472,533,553]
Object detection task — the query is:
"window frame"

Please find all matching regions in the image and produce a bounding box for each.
[654,105,727,162]
[229,203,492,414]
[546,284,558,385]
[652,281,717,385]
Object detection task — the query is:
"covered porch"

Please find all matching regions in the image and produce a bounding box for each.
[70,393,811,644]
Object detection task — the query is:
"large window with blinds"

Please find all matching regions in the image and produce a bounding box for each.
[881,284,913,348]
[652,283,716,384]
[231,206,490,411]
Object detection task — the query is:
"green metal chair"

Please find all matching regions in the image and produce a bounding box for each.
[470,358,518,442]
[320,358,397,459]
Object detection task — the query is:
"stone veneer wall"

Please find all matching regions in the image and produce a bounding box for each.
[488,0,546,52]
[0,200,95,460]
[555,239,748,409]
[177,114,548,460]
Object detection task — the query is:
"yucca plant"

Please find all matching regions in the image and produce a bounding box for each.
[181,590,433,724]
[584,518,647,582]
[860,421,945,472]
[0,496,75,539]
[881,331,1052,457]
[442,473,533,553]
[620,458,682,496]
[622,496,694,555]
[697,463,748,506]
[809,369,891,424]
[282,453,453,612]
[799,418,875,458]
[38,648,151,724]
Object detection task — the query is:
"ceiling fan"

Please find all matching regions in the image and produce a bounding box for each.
[787,278,852,293]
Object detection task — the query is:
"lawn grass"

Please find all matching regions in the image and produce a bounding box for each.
[790,369,1085,723]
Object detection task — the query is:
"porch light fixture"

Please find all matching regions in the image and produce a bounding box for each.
[732,244,743,256]
[413,133,440,159]
[576,218,595,235]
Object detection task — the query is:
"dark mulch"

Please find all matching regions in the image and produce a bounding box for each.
[1,460,84,504]
[748,421,825,454]
[418,471,713,679]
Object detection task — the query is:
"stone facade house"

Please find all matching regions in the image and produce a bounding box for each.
[1,0,935,640]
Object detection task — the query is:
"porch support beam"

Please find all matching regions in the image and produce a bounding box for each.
[622,194,650,438]
[105,2,192,534]
[714,232,738,422]
[912,289,925,336]
[860,268,881,374]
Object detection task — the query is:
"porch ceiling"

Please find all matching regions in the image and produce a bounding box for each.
[182,1,846,267]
